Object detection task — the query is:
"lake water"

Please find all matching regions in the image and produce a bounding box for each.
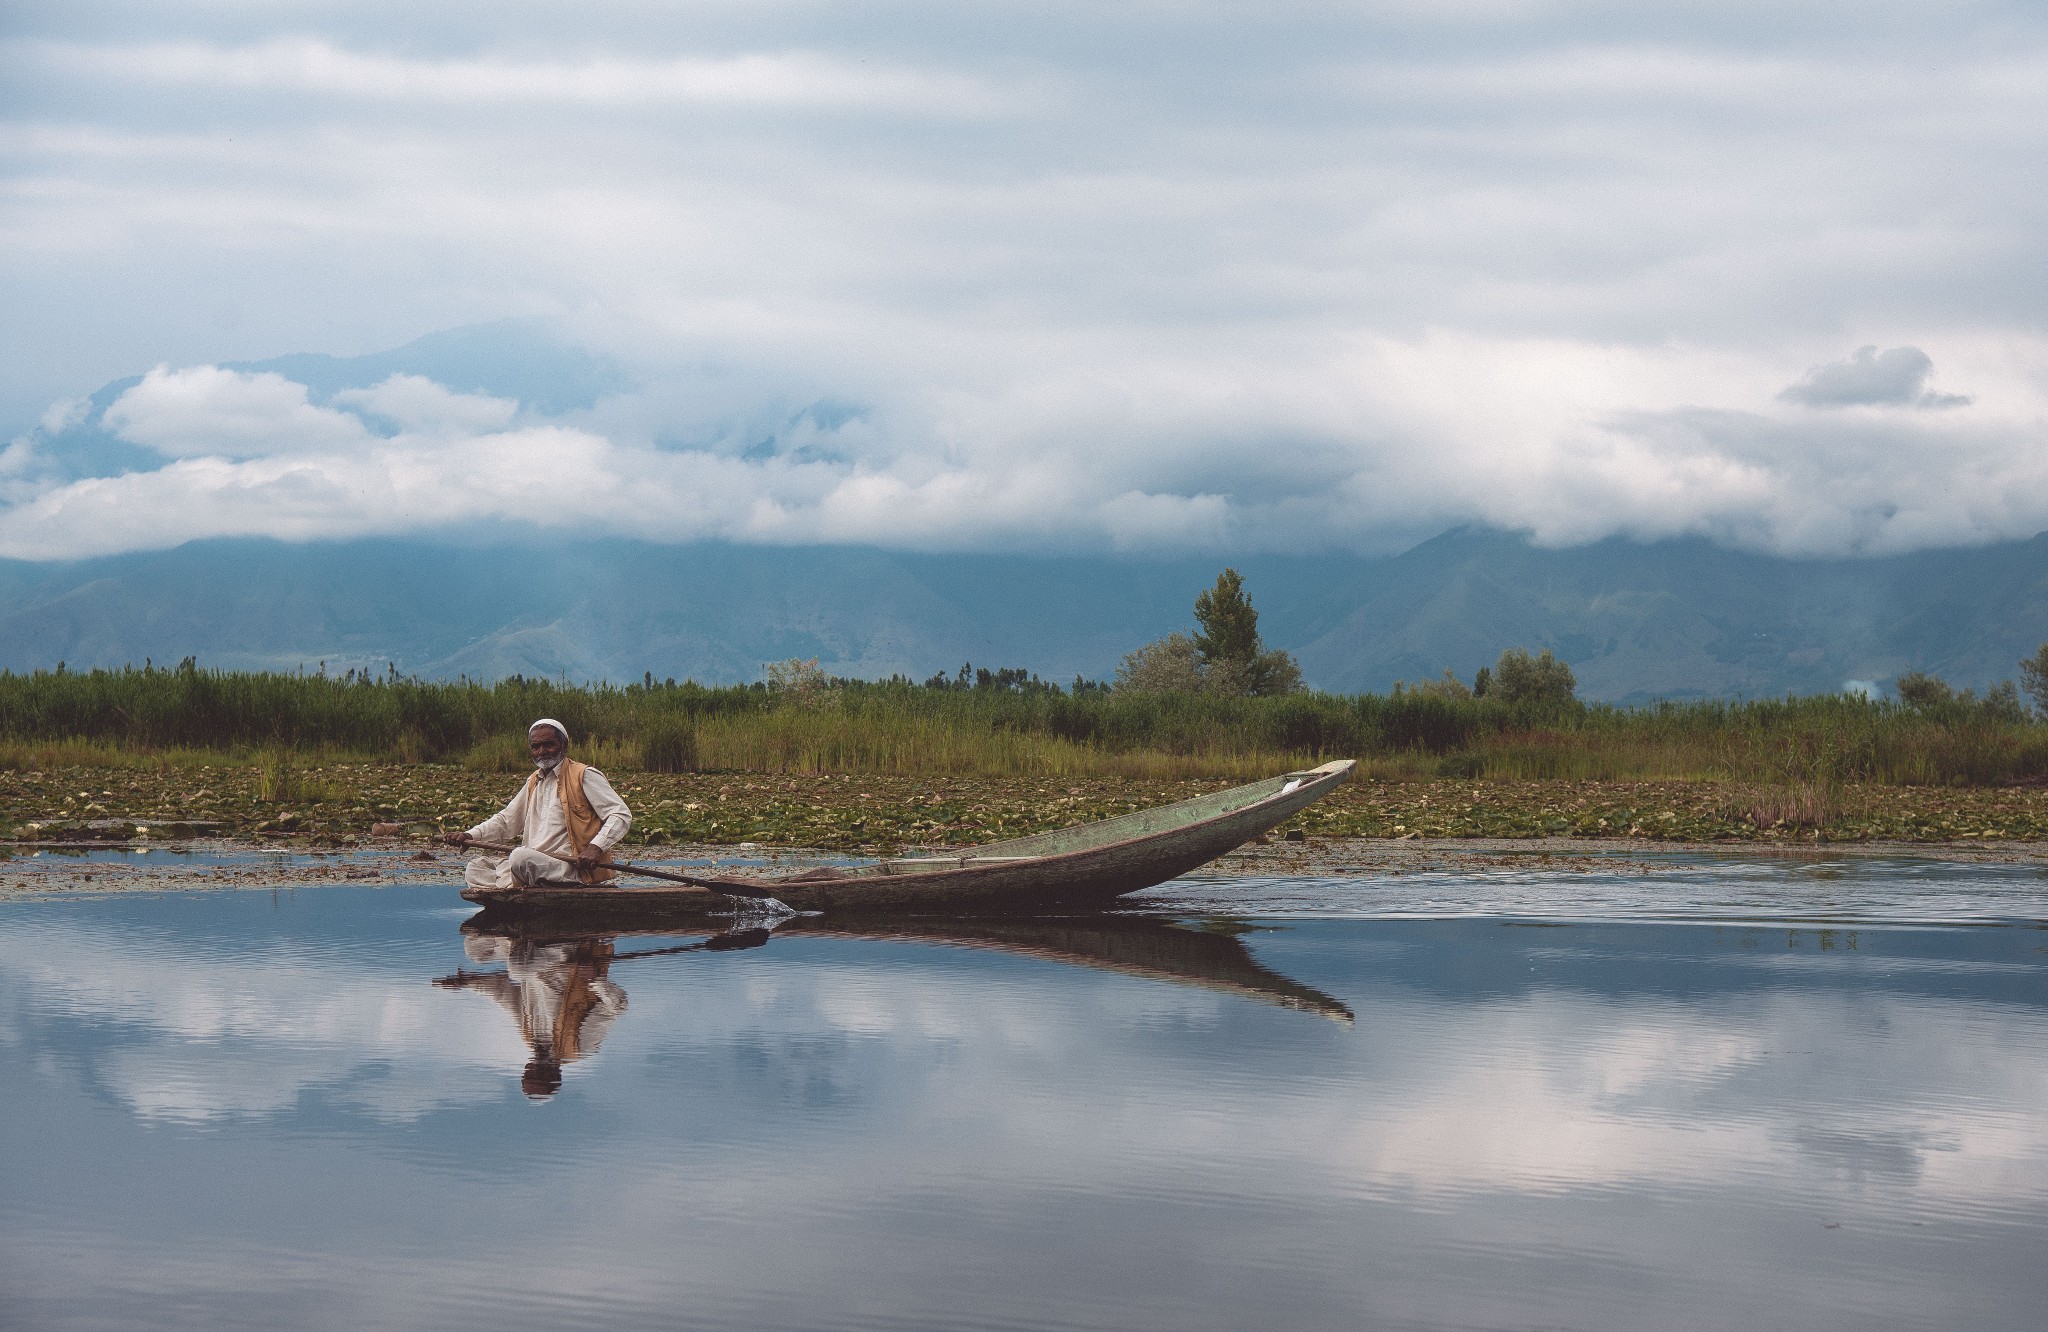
[3,852,2047,1330]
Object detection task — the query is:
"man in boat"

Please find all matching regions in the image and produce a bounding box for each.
[441,718,633,890]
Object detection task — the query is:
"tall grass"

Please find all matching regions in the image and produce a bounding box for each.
[689,708,1302,779]
[3,663,2045,785]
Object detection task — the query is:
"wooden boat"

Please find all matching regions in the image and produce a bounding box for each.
[457,912,1355,1023]
[460,758,1353,916]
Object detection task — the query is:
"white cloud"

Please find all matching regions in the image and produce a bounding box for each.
[2,338,2045,560]
[37,395,89,434]
[104,365,373,457]
[2,4,2047,558]
[332,374,518,434]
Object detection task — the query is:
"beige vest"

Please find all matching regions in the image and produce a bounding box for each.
[523,758,618,883]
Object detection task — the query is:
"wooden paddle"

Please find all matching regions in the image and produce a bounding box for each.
[434,928,774,990]
[449,836,781,900]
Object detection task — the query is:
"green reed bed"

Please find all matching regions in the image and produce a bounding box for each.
[3,663,2047,790]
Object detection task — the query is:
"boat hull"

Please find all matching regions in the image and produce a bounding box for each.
[460,758,1352,917]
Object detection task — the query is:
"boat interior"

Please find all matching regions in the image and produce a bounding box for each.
[777,759,1353,881]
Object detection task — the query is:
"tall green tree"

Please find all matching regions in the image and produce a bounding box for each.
[1193,568,1262,666]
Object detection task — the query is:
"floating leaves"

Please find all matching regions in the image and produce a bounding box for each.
[6,762,2048,850]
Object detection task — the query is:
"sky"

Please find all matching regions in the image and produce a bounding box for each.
[2,1,2045,561]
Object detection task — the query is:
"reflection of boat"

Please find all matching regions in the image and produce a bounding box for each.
[459,910,1355,1024]
[461,760,1353,917]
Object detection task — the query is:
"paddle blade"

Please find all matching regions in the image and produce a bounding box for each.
[703,927,772,951]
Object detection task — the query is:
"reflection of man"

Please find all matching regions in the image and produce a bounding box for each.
[439,935,627,1099]
[441,718,632,890]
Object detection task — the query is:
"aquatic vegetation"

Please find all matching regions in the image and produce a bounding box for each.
[6,762,2048,850]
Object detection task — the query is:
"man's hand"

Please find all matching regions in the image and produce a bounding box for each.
[440,832,472,847]
[575,846,603,874]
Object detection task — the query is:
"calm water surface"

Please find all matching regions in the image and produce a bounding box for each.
[3,855,2046,1330]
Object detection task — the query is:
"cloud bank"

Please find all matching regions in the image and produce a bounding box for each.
[2,331,2040,561]
[2,3,2045,560]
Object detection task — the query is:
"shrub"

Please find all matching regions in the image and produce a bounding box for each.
[257,749,301,803]
[1983,681,2028,725]
[1116,633,1207,694]
[2019,645,2048,714]
[1492,648,1577,706]
[1397,670,1474,701]
[1249,649,1304,696]
[640,718,699,773]
[1436,751,1484,778]
[1895,670,1954,708]
[762,657,834,709]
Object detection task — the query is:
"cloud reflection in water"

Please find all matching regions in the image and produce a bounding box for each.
[1,891,2044,1330]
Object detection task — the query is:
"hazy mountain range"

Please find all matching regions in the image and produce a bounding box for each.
[9,322,2048,701]
[6,526,2048,702]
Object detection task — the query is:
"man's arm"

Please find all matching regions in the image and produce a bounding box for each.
[445,785,525,847]
[580,767,633,851]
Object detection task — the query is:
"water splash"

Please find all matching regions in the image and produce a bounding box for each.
[721,894,808,922]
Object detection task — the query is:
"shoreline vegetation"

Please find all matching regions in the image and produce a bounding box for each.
[7,658,2048,849]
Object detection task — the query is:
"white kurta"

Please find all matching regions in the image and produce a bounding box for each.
[456,937,628,1060]
[465,764,632,859]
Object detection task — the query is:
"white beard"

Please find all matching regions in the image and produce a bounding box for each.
[534,755,563,775]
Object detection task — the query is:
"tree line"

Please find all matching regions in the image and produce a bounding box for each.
[6,571,2048,785]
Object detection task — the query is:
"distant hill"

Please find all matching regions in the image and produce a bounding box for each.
[1287,528,2048,701]
[0,539,1255,687]
[5,528,2048,701]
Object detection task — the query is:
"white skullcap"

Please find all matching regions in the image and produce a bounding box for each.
[528,718,570,743]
